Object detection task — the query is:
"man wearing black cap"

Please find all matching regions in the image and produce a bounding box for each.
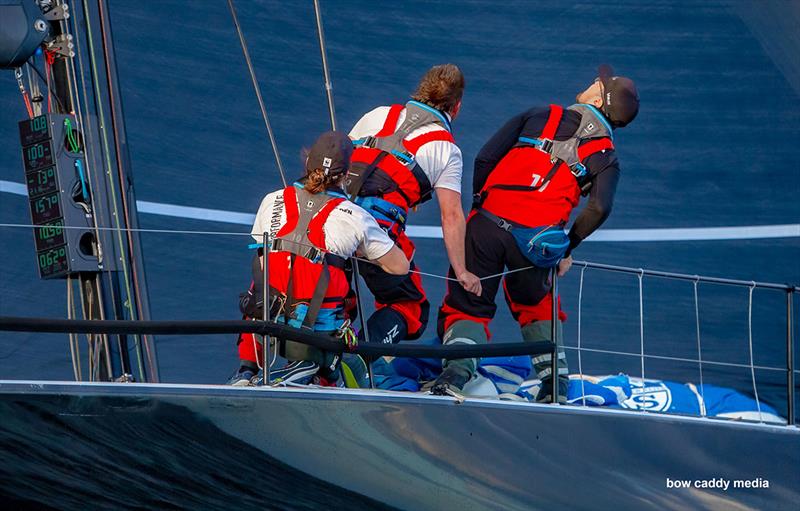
[230,131,410,386]
[432,66,640,400]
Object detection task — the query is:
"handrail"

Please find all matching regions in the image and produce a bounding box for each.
[0,316,554,360]
[574,258,796,426]
[573,260,798,292]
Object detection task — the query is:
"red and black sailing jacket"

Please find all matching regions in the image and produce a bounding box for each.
[479,104,614,228]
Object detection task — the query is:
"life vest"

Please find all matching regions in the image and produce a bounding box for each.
[346,101,455,218]
[264,184,349,331]
[478,104,614,228]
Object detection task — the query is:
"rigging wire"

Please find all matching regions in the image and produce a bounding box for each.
[96,0,148,381]
[313,0,337,130]
[227,0,287,187]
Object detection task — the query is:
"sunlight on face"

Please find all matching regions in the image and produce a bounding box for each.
[576,79,603,105]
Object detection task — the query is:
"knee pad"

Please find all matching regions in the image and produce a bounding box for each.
[443,320,488,346]
[364,307,408,344]
[441,320,488,378]
[520,320,562,344]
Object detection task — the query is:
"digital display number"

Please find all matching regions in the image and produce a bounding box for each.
[22,141,54,171]
[29,192,61,224]
[33,219,66,251]
[25,166,58,198]
[18,115,51,146]
[37,245,69,277]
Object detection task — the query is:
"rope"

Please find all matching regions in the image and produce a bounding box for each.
[25,56,66,113]
[747,282,764,422]
[693,277,706,415]
[226,0,287,187]
[577,265,587,406]
[14,67,34,118]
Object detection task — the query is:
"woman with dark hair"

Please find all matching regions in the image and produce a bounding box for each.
[230,131,409,386]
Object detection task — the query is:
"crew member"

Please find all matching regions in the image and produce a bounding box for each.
[230,131,410,386]
[347,64,481,346]
[432,66,640,400]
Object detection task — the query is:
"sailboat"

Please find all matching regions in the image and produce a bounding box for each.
[0,1,797,510]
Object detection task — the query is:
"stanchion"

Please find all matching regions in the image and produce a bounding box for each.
[788,289,795,425]
[551,269,559,404]
[262,232,270,385]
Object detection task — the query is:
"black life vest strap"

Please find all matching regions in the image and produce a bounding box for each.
[477,208,526,232]
[409,163,434,205]
[302,259,330,330]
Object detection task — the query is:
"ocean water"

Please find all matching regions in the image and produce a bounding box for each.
[0,0,798,416]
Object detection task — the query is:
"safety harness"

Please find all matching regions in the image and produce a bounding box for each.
[479,103,615,201]
[474,104,615,267]
[347,101,455,219]
[270,184,348,331]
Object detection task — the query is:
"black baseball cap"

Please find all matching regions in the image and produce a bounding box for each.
[305,131,353,177]
[598,64,639,128]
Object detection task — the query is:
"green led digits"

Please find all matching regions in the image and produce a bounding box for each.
[34,194,58,213]
[38,168,54,185]
[27,144,44,160]
[31,116,47,133]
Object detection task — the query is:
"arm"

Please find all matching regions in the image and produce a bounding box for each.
[374,245,410,275]
[567,155,621,255]
[437,188,482,295]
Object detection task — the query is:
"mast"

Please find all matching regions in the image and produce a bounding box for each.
[5,0,158,382]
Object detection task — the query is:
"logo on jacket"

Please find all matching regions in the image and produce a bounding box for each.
[621,379,672,412]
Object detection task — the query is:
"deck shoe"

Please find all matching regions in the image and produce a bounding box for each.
[269,360,319,385]
[535,376,569,404]
[228,367,257,386]
[431,365,471,396]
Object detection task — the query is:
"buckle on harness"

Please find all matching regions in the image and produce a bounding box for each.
[390,149,415,166]
[353,136,376,148]
[537,138,554,154]
[496,218,513,232]
[304,246,324,263]
[571,163,587,178]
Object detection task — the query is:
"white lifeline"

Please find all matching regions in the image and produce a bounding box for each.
[250,187,395,261]
[348,105,463,193]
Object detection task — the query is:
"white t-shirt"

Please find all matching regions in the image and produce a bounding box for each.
[348,105,464,193]
[251,187,395,261]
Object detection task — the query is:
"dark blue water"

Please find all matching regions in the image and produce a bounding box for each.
[0,394,393,510]
[0,1,797,413]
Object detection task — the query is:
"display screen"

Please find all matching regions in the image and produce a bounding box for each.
[29,192,62,224]
[18,115,51,147]
[22,140,54,171]
[25,166,59,198]
[33,219,66,252]
[37,245,69,278]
